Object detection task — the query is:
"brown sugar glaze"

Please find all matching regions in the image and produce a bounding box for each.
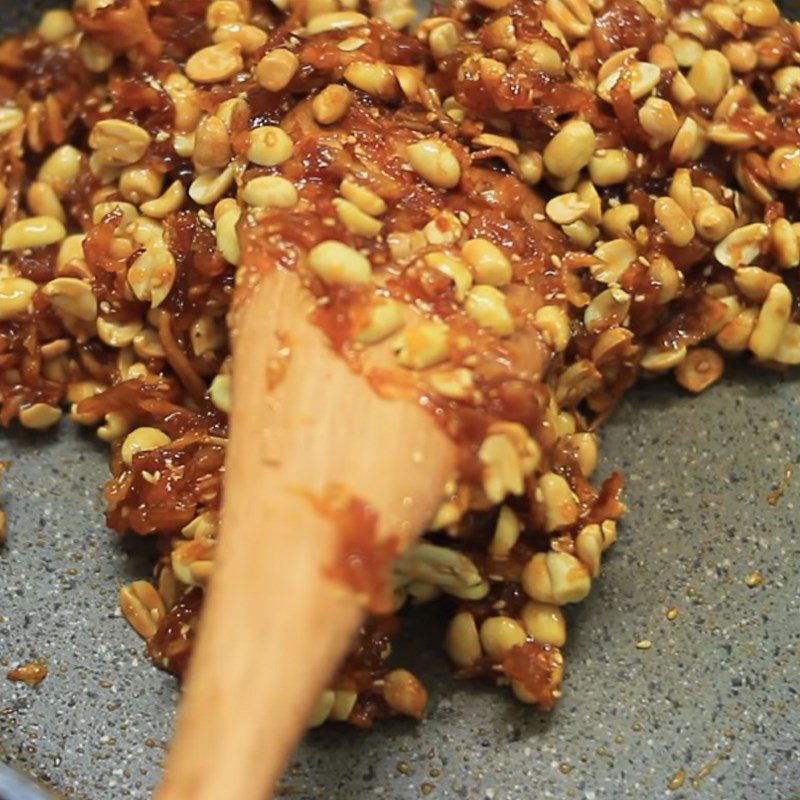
[1,0,799,726]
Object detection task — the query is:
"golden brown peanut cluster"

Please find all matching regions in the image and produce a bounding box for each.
[0,0,797,726]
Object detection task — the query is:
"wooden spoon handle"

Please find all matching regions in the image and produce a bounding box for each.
[154,269,456,800]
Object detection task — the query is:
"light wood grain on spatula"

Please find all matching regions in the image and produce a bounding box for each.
[154,269,457,800]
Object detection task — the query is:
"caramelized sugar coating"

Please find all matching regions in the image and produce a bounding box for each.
[0,0,798,724]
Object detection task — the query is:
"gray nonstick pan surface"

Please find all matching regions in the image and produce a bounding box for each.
[1,3,799,799]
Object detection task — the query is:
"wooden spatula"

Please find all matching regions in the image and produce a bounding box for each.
[153,268,457,800]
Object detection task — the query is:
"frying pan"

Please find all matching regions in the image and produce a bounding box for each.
[1,3,799,799]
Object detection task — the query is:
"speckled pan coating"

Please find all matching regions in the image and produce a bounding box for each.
[1,4,799,800]
[7,365,799,800]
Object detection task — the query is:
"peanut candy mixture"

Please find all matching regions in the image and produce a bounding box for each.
[0,0,798,727]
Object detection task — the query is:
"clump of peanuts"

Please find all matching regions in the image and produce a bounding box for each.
[0,0,798,725]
